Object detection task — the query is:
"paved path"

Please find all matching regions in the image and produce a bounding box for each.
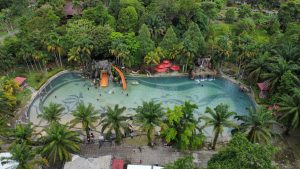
[79,143,215,168]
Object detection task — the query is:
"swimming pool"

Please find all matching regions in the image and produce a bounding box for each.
[28,72,254,136]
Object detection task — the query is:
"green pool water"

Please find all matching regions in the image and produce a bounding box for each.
[29,73,254,136]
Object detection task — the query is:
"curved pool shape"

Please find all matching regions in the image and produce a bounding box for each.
[29,73,255,137]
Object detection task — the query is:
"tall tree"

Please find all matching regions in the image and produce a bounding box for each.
[2,143,47,169]
[162,101,205,150]
[101,105,129,144]
[137,24,155,59]
[41,123,80,167]
[117,6,138,32]
[201,104,236,149]
[207,133,278,169]
[134,101,164,146]
[182,22,205,72]
[159,26,178,58]
[71,103,99,138]
[235,107,278,144]
[278,88,300,135]
[38,103,65,124]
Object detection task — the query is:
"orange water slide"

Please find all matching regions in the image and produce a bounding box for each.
[112,66,126,91]
[100,71,109,87]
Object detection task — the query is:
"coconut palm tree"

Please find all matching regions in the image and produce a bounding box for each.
[101,105,129,144]
[71,103,99,138]
[134,101,164,146]
[38,103,65,124]
[2,143,47,169]
[234,107,278,143]
[201,104,237,149]
[278,88,300,135]
[41,123,80,167]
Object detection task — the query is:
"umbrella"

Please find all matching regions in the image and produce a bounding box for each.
[163,60,170,64]
[156,64,166,69]
[170,65,180,71]
[155,67,168,73]
[163,62,172,68]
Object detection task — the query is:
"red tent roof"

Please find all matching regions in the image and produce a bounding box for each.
[170,65,180,71]
[155,67,168,73]
[112,159,124,169]
[14,77,27,86]
[257,82,268,91]
[163,60,170,64]
[156,64,166,69]
[163,62,172,68]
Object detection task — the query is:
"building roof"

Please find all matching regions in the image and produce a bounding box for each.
[64,155,112,169]
[14,77,27,86]
[257,82,269,91]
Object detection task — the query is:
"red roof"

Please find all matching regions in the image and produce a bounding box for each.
[257,82,268,91]
[156,64,166,69]
[14,77,27,86]
[112,159,124,169]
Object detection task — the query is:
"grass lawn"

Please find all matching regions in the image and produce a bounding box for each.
[25,67,64,90]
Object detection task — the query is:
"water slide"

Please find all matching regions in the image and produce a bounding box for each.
[112,66,127,91]
[100,71,109,87]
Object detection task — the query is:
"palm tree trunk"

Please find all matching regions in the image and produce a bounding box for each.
[212,129,220,150]
[29,60,36,72]
[54,53,60,67]
[25,59,31,72]
[33,59,39,72]
[38,61,43,72]
[59,54,63,67]
[147,128,153,146]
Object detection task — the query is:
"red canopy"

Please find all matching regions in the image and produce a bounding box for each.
[163,60,170,64]
[155,67,168,73]
[170,65,180,71]
[163,62,172,68]
[257,82,268,91]
[14,77,27,86]
[112,159,124,169]
[156,64,166,69]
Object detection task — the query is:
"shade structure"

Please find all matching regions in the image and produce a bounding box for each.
[170,65,180,71]
[156,64,166,69]
[163,62,172,68]
[14,77,27,86]
[257,82,268,91]
[112,159,124,169]
[163,60,170,64]
[155,67,168,73]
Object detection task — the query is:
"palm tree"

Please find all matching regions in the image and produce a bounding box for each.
[71,103,99,138]
[235,107,278,143]
[261,57,299,92]
[144,47,164,65]
[38,103,65,124]
[2,143,47,169]
[134,101,164,146]
[41,123,80,167]
[9,123,35,145]
[101,105,129,144]
[201,104,237,149]
[278,88,300,135]
[245,53,269,84]
[271,43,300,64]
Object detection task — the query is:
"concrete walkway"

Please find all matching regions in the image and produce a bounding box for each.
[79,142,215,168]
